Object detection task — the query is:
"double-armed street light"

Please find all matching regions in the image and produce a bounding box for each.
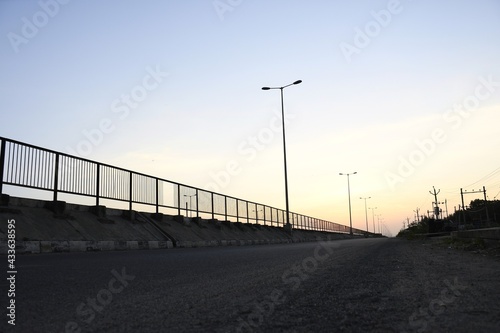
[262,80,302,230]
[360,196,371,233]
[369,207,378,233]
[339,172,357,235]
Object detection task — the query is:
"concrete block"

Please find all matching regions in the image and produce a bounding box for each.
[452,228,500,240]
[157,241,173,249]
[220,221,233,229]
[177,241,193,248]
[0,241,7,254]
[90,205,107,217]
[98,241,115,251]
[1,194,10,206]
[127,241,139,250]
[69,241,89,252]
[173,215,184,222]
[116,241,128,251]
[148,241,159,249]
[45,201,67,214]
[40,241,69,253]
[151,213,164,222]
[157,241,166,249]
[122,210,137,221]
[16,241,40,254]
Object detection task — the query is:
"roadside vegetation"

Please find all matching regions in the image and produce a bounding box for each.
[397,199,500,239]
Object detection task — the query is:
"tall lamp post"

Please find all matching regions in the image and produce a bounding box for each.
[262,80,302,231]
[369,207,377,233]
[339,172,357,235]
[360,196,371,233]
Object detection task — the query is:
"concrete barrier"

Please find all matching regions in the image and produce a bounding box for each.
[0,239,175,254]
[451,227,500,241]
[0,196,361,255]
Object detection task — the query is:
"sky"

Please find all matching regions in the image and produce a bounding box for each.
[1,0,500,236]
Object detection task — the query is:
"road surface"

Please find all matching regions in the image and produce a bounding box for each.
[2,238,500,332]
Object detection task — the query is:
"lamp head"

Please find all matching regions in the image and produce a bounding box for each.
[262,87,271,90]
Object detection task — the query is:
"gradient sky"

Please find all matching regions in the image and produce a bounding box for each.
[1,0,500,236]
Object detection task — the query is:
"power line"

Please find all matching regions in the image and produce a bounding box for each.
[463,165,500,188]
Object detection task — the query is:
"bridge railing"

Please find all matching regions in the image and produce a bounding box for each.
[0,136,366,234]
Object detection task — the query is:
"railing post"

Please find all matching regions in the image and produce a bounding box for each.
[211,192,214,220]
[129,172,133,211]
[155,178,159,214]
[224,196,228,221]
[236,199,239,222]
[53,153,59,202]
[0,140,5,195]
[246,201,249,223]
[195,188,199,218]
[96,163,100,207]
[177,184,181,216]
[263,206,266,226]
[255,203,258,224]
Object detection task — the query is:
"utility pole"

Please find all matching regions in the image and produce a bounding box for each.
[429,186,441,219]
[413,207,420,223]
[461,186,489,225]
[444,199,449,219]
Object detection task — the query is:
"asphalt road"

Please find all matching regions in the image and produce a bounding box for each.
[1,238,500,332]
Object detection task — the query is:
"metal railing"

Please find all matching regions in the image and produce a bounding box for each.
[0,136,368,234]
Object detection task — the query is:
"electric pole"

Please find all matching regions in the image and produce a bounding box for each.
[413,207,420,223]
[429,186,441,219]
[461,186,489,224]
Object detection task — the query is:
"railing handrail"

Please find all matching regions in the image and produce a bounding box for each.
[0,136,370,234]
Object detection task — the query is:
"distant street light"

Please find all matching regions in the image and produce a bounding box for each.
[262,80,302,231]
[339,172,357,235]
[183,194,196,217]
[369,207,378,233]
[360,196,371,233]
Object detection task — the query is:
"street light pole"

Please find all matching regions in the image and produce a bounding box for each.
[262,80,302,232]
[369,207,378,233]
[339,172,357,235]
[360,196,371,233]
[183,194,196,217]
